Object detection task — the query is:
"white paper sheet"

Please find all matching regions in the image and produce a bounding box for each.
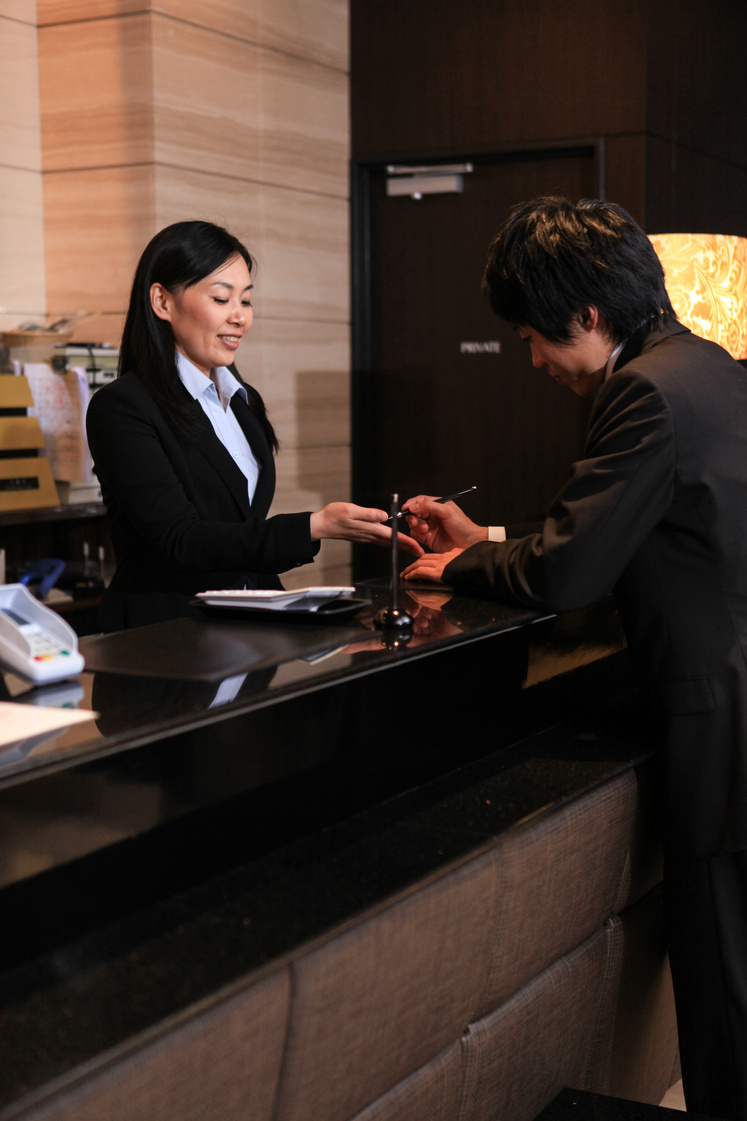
[0,700,97,749]
[23,363,92,482]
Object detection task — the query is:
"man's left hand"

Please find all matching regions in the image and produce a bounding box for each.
[401,548,464,584]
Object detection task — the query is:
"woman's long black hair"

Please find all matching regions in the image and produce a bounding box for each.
[118,220,278,451]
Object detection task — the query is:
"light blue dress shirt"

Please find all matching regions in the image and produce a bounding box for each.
[176,351,259,503]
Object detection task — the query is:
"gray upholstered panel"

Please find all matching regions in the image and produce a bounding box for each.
[458,928,609,1121]
[592,888,678,1102]
[347,1041,462,1121]
[478,771,637,1015]
[11,967,291,1121]
[273,847,500,1121]
[612,761,665,913]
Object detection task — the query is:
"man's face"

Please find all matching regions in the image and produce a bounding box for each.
[518,316,614,398]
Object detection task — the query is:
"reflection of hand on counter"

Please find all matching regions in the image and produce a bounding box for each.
[405,588,454,611]
[407,603,462,641]
[342,588,463,651]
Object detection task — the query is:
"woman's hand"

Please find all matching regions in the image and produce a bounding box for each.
[310,503,424,556]
[403,496,487,553]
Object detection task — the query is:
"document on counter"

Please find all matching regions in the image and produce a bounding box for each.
[0,700,97,750]
[195,587,357,612]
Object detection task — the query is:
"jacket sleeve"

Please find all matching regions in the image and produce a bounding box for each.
[86,378,318,577]
[444,368,676,612]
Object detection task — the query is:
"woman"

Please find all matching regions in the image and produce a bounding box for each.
[86,220,417,630]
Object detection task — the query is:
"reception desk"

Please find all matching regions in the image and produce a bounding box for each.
[0,582,677,1121]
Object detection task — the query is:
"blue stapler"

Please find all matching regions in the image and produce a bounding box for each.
[19,558,66,600]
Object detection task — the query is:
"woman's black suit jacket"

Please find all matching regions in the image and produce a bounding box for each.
[86,371,318,631]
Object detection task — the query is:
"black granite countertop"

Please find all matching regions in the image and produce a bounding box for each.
[0,584,649,1115]
[0,580,545,787]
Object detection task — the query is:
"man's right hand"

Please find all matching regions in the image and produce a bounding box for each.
[403,495,488,553]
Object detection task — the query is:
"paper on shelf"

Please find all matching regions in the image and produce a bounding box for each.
[23,363,92,483]
[0,700,97,750]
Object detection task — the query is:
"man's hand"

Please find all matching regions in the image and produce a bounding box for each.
[310,502,424,557]
[401,547,465,584]
[403,495,487,553]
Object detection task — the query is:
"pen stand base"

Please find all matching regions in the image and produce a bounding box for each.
[374,607,413,632]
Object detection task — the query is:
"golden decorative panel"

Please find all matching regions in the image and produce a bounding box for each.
[649,232,747,360]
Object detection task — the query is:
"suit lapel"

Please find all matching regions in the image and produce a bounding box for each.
[173,378,275,520]
[230,393,276,518]
[179,385,254,518]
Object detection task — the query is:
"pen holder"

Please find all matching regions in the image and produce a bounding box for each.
[374,492,413,635]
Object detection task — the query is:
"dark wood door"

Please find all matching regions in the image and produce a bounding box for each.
[353,152,598,577]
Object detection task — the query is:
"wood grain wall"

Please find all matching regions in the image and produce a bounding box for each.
[0,0,45,333]
[351,0,747,234]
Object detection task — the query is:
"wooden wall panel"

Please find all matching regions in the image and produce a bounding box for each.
[38,17,153,171]
[257,0,348,70]
[257,185,349,323]
[643,139,747,239]
[602,135,647,226]
[43,164,155,315]
[0,0,35,19]
[643,0,747,169]
[0,13,42,171]
[351,0,647,160]
[151,18,260,180]
[0,9,45,327]
[152,165,262,245]
[249,319,351,452]
[273,444,352,589]
[36,0,259,34]
[35,0,347,70]
[259,48,349,197]
[0,166,46,326]
[351,0,747,234]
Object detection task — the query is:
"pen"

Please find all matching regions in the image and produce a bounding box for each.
[387,485,477,521]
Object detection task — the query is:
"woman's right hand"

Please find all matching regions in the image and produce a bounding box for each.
[310,502,423,556]
[403,495,487,553]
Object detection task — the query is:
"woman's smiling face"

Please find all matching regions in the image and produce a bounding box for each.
[150,254,254,377]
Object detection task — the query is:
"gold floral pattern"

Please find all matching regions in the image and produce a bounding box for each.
[648,232,747,359]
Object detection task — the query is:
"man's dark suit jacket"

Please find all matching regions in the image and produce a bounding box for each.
[86,371,318,631]
[445,319,747,858]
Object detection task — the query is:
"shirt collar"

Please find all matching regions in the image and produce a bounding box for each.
[604,339,626,381]
[175,350,247,404]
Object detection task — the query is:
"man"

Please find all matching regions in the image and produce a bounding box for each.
[402,196,747,1120]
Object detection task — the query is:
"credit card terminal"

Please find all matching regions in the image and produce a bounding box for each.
[0,584,85,684]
